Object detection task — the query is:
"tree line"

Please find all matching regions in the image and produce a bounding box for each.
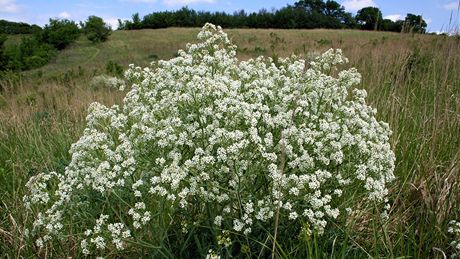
[118,1,427,33]
[0,20,42,34]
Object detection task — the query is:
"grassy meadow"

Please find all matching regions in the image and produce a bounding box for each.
[0,28,459,257]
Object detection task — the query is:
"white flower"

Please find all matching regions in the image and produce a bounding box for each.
[205,249,220,259]
[289,212,298,220]
[214,216,223,227]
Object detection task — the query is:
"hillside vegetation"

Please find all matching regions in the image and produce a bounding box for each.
[0,28,459,257]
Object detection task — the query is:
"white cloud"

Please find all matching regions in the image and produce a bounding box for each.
[425,18,432,24]
[163,0,215,6]
[341,0,377,12]
[0,0,20,13]
[104,18,121,29]
[384,14,402,22]
[58,11,71,19]
[443,1,459,10]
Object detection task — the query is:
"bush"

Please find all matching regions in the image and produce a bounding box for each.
[105,60,123,77]
[90,74,125,90]
[6,37,57,70]
[82,16,111,43]
[1,18,80,71]
[24,24,395,257]
[39,19,80,50]
[0,34,7,70]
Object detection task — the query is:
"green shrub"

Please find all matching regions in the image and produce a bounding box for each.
[82,16,111,43]
[0,94,7,108]
[106,61,124,77]
[7,37,57,70]
[316,38,332,46]
[147,53,159,60]
[253,46,266,54]
[39,19,80,50]
[0,34,7,70]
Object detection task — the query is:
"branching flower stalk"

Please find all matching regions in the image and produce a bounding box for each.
[272,89,300,258]
[23,23,395,257]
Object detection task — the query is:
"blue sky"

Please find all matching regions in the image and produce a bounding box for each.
[0,0,459,32]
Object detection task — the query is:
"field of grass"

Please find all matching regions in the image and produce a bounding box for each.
[0,28,459,257]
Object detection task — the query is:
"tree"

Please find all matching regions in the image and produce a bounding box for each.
[117,19,125,30]
[0,19,41,34]
[381,19,403,32]
[356,7,382,30]
[4,36,57,71]
[0,34,8,70]
[294,0,326,14]
[290,0,350,29]
[18,37,56,70]
[131,13,142,29]
[323,1,350,28]
[403,13,427,33]
[39,19,80,50]
[82,16,111,43]
[342,12,358,28]
[324,0,344,18]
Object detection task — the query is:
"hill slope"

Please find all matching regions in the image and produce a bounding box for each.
[30,28,406,76]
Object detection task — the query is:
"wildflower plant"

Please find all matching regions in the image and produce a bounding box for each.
[90,74,125,90]
[23,23,395,257]
[449,220,460,257]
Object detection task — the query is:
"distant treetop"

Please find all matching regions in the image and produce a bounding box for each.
[0,19,42,34]
[117,1,427,33]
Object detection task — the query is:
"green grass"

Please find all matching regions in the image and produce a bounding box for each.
[0,28,459,258]
[19,28,403,76]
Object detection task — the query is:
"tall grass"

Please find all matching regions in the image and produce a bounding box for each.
[0,29,459,257]
[357,34,460,257]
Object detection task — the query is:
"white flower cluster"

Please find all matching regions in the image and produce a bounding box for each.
[128,202,151,229]
[217,230,232,248]
[449,220,460,256]
[80,214,131,255]
[91,74,126,91]
[24,23,395,255]
[23,171,59,208]
[205,249,221,259]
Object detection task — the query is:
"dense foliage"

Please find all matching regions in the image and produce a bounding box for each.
[23,24,395,258]
[0,18,78,72]
[1,35,58,71]
[0,34,7,71]
[118,0,426,33]
[355,7,382,31]
[81,16,112,43]
[403,14,428,33]
[4,37,56,71]
[0,19,41,34]
[38,19,80,50]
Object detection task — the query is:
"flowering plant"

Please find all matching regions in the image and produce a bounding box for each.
[449,221,460,257]
[24,23,395,257]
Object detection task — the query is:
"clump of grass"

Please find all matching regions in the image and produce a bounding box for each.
[316,38,332,46]
[253,46,266,54]
[105,60,124,77]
